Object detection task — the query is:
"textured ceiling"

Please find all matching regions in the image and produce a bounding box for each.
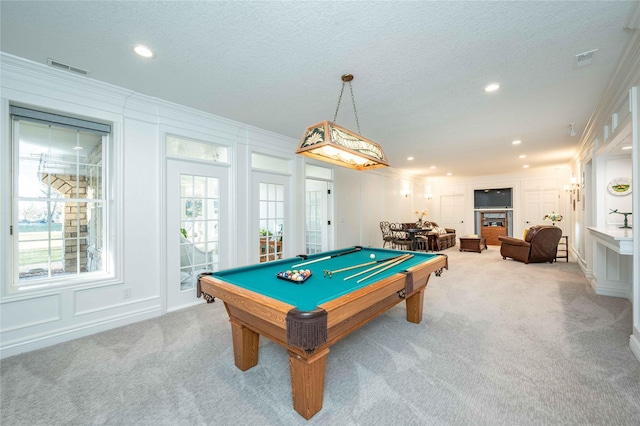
[1,1,637,178]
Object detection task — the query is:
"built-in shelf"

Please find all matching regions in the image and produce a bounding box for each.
[480,210,508,245]
[587,227,634,255]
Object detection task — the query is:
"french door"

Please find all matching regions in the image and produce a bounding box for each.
[252,172,289,263]
[166,159,228,311]
[305,179,331,254]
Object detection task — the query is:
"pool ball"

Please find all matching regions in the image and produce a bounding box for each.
[370,254,376,259]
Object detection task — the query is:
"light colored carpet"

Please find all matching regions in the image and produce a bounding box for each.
[2,247,639,425]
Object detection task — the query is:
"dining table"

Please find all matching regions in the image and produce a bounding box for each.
[406,227,433,251]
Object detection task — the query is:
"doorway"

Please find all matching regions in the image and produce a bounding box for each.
[252,171,289,263]
[305,179,332,254]
[166,159,229,311]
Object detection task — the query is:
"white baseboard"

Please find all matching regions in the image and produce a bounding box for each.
[0,306,161,360]
[167,298,205,313]
[595,286,633,302]
[631,334,640,364]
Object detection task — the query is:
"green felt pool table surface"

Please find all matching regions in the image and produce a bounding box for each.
[211,246,440,311]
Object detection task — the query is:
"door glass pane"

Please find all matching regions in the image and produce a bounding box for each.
[179,174,219,290]
[258,182,284,263]
[305,186,323,254]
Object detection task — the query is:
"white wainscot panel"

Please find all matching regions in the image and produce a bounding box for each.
[0,294,61,332]
[75,286,127,316]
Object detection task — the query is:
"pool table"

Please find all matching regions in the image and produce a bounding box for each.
[197,246,447,419]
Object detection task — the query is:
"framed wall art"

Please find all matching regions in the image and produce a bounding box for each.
[607,177,631,196]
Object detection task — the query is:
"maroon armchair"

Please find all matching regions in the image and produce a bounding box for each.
[498,225,562,264]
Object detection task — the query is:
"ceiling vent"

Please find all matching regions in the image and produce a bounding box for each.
[574,49,598,68]
[47,58,90,76]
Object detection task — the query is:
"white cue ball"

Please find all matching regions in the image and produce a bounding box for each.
[370,253,376,259]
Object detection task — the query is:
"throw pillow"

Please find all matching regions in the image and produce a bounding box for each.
[523,228,529,240]
[434,226,447,235]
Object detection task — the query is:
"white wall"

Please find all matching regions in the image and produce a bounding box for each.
[571,23,640,363]
[0,53,299,358]
[333,166,571,252]
[603,157,633,227]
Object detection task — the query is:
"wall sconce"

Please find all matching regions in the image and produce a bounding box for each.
[401,190,411,198]
[425,185,433,200]
[565,177,579,193]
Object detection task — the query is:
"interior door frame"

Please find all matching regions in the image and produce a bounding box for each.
[440,194,465,234]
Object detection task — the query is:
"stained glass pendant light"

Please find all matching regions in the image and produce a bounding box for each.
[296,74,389,170]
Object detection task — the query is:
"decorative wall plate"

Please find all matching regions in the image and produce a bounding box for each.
[607,177,631,195]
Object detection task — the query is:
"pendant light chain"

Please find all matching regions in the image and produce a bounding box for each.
[348,82,361,135]
[332,76,361,135]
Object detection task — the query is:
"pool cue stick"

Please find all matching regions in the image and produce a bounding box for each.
[323,255,404,278]
[343,253,412,281]
[343,254,410,281]
[356,254,414,284]
[291,247,362,268]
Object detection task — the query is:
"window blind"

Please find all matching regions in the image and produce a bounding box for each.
[10,106,111,135]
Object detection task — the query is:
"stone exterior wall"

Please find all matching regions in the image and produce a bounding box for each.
[42,174,89,273]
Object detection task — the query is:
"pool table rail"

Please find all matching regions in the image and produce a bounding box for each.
[200,277,294,328]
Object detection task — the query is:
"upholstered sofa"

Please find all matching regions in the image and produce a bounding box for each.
[424,221,456,251]
[401,221,456,251]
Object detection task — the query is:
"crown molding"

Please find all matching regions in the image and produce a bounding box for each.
[577,29,640,161]
[624,0,640,30]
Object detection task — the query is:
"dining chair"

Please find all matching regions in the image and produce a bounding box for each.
[379,221,395,248]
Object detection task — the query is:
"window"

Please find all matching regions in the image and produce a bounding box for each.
[11,106,111,288]
[166,134,229,163]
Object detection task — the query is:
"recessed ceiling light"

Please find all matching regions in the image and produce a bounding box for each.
[446,172,452,176]
[519,154,526,159]
[73,146,83,150]
[430,165,436,169]
[523,165,529,168]
[512,140,521,145]
[407,156,414,161]
[621,146,632,150]
[134,44,154,58]
[484,83,500,92]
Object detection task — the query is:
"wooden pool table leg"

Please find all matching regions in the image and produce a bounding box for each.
[288,348,330,420]
[230,319,259,371]
[405,287,425,323]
